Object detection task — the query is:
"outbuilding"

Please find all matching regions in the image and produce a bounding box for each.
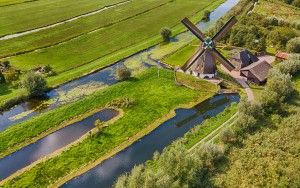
[240,60,272,85]
[275,51,289,61]
[231,50,259,70]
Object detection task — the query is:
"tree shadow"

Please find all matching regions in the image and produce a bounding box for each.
[0,83,13,96]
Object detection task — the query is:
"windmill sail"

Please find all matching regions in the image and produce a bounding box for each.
[182,18,206,42]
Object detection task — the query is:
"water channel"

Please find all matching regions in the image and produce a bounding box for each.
[62,94,240,188]
[0,108,119,181]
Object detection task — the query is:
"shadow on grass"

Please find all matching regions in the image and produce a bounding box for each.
[0,83,12,96]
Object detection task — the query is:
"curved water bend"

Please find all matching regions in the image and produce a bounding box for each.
[63,94,240,188]
[0,108,119,181]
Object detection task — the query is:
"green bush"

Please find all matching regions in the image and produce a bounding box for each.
[259,69,294,113]
[116,66,131,81]
[267,27,297,49]
[3,69,20,82]
[286,37,300,53]
[202,10,211,21]
[160,27,172,42]
[21,72,48,97]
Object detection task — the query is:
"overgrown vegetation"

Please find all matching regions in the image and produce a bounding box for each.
[209,0,300,53]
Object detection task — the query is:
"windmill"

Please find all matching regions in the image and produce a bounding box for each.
[181,17,237,79]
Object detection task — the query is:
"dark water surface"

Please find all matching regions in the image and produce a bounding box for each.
[0,108,119,181]
[62,94,239,188]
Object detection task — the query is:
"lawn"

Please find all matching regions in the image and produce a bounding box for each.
[164,44,198,67]
[0,68,218,187]
[0,0,28,6]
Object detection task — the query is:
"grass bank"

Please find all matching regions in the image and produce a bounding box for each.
[0,68,218,187]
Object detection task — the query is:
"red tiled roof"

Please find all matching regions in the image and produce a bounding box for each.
[275,51,289,60]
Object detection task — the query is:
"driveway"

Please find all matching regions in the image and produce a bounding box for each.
[220,65,254,101]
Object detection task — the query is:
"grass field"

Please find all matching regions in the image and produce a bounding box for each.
[164,44,198,67]
[6,0,221,73]
[0,0,171,58]
[0,0,124,36]
[0,0,224,107]
[1,68,217,187]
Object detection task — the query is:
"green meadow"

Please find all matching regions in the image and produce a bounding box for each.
[1,68,218,187]
[0,0,224,106]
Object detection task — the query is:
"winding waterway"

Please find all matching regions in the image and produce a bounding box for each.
[62,94,240,188]
[0,108,119,181]
[0,0,239,131]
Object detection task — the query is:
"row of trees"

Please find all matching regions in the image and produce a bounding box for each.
[211,11,300,53]
[115,141,224,188]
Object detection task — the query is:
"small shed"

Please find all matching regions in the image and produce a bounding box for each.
[231,50,259,70]
[240,60,272,85]
[275,51,289,61]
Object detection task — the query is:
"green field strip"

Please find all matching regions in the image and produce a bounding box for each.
[8,0,221,73]
[0,0,124,36]
[0,0,172,58]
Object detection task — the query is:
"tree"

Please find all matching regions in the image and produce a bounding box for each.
[267,27,297,49]
[160,27,172,42]
[94,119,105,132]
[259,69,294,113]
[220,129,235,144]
[22,72,48,97]
[286,37,300,53]
[116,66,131,81]
[202,10,211,21]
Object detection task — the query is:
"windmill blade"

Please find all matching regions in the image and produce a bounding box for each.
[212,49,235,71]
[181,48,206,71]
[182,18,206,42]
[212,16,237,42]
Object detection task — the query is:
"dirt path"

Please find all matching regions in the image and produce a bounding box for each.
[220,65,254,101]
[0,0,131,41]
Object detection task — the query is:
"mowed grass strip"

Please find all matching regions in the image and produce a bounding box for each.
[1,68,217,187]
[8,0,221,73]
[164,43,198,67]
[0,0,124,36]
[0,0,32,7]
[0,0,172,58]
